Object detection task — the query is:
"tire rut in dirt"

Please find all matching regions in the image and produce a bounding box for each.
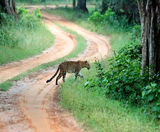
[0,7,110,132]
[0,21,76,84]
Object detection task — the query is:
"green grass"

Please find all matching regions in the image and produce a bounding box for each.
[0,23,55,65]
[16,0,100,6]
[60,64,160,132]
[0,82,13,91]
[16,0,72,6]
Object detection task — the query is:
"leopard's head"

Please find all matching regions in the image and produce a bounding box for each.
[84,61,91,70]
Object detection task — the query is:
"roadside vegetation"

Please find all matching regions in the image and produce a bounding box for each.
[45,6,160,131]
[16,0,72,6]
[0,6,54,65]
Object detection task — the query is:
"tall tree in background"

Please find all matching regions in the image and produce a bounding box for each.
[77,0,88,12]
[73,0,76,8]
[0,0,17,16]
[101,0,108,14]
[137,0,160,76]
[101,0,139,23]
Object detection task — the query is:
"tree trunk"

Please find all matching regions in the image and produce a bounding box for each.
[28,0,32,4]
[137,0,160,76]
[0,0,17,16]
[73,0,76,8]
[101,0,108,14]
[77,0,88,12]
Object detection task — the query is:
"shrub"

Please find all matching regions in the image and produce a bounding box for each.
[103,8,115,25]
[131,24,141,40]
[88,11,104,26]
[85,42,160,119]
[33,8,42,19]
[17,5,29,16]
[142,82,160,119]
[88,8,115,26]
[17,5,42,29]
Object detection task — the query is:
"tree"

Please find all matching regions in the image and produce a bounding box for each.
[0,0,17,16]
[101,0,109,14]
[77,0,88,12]
[100,0,139,24]
[73,0,76,8]
[137,0,160,76]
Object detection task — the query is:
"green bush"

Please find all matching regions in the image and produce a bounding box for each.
[88,8,115,26]
[142,82,160,119]
[85,42,160,119]
[131,24,141,40]
[86,43,143,105]
[17,5,29,16]
[33,8,42,19]
[17,5,42,28]
[88,11,104,26]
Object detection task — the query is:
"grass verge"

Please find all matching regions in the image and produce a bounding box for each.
[60,63,160,132]
[0,23,55,65]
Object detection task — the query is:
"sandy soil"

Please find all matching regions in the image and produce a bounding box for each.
[0,7,110,132]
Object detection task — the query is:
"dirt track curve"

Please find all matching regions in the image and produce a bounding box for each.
[0,7,110,132]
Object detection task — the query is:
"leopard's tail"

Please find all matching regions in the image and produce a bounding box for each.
[46,67,60,83]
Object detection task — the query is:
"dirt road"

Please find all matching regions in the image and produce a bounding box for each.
[0,8,110,132]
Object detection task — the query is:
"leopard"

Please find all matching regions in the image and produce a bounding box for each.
[46,60,91,85]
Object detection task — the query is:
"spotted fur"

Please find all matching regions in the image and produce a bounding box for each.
[46,60,91,85]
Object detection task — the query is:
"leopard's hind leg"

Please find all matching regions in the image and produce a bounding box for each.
[56,72,63,85]
[63,72,66,82]
[75,70,81,80]
[78,72,84,78]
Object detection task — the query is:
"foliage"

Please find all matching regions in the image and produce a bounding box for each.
[17,5,29,16]
[33,8,42,19]
[0,29,18,47]
[88,8,115,26]
[88,11,104,26]
[100,0,139,24]
[0,13,18,47]
[85,42,160,119]
[142,82,160,119]
[88,8,135,32]
[103,8,115,24]
[0,5,54,65]
[0,5,42,48]
[17,5,42,28]
[130,24,141,40]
